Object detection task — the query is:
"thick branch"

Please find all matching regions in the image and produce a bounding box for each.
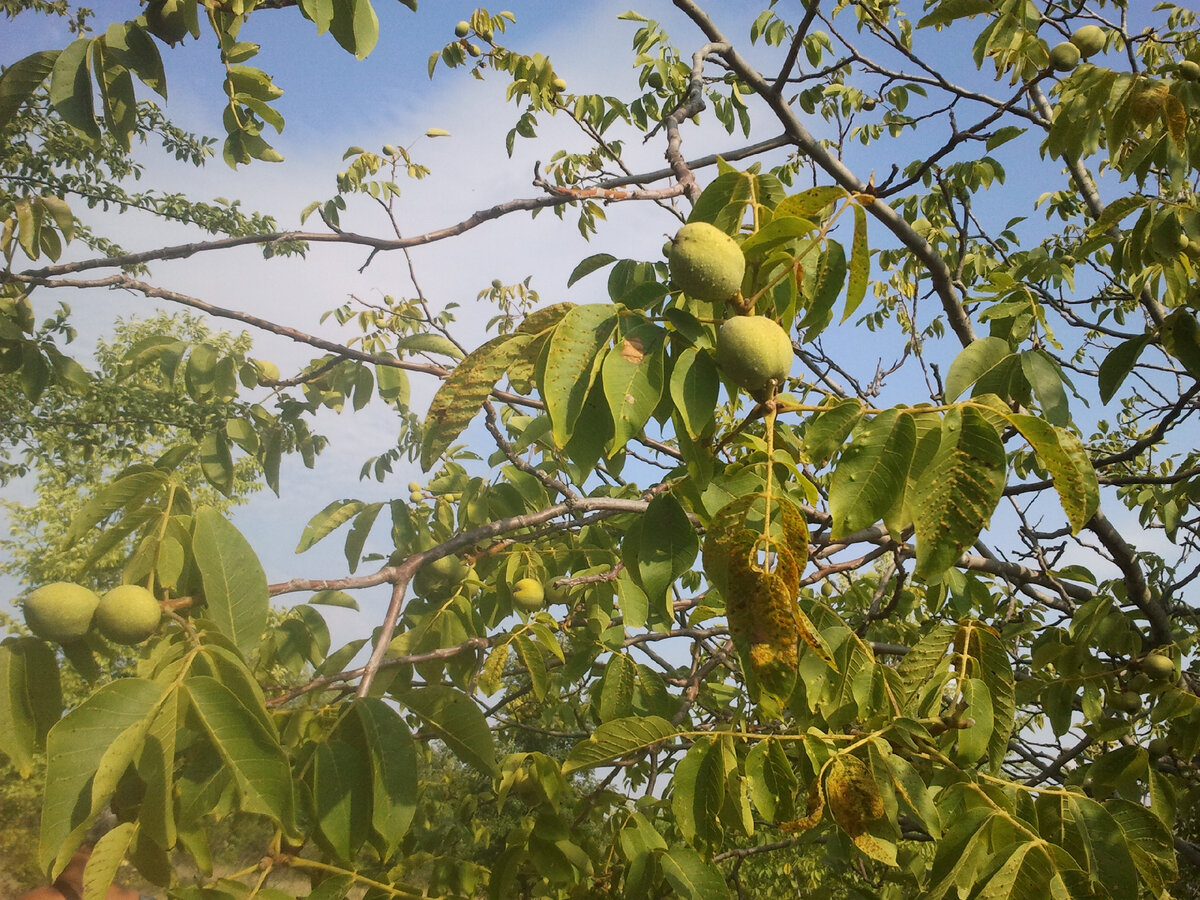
[671,0,977,347]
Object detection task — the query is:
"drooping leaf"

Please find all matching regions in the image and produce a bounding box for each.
[825,753,895,865]
[41,678,166,878]
[0,637,62,777]
[395,685,497,775]
[1020,350,1069,426]
[310,740,371,863]
[185,676,298,838]
[193,507,269,659]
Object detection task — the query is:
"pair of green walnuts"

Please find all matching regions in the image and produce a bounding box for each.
[667,221,793,400]
[23,582,163,646]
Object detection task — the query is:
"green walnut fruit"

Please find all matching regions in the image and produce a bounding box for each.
[716,316,794,398]
[543,578,571,606]
[646,72,664,90]
[414,555,468,600]
[454,20,470,38]
[1181,60,1200,81]
[1049,41,1081,72]
[552,77,567,92]
[467,44,482,57]
[409,490,424,503]
[96,585,162,646]
[1140,652,1175,680]
[512,578,545,612]
[1147,736,1173,757]
[408,480,422,492]
[144,0,191,45]
[1110,690,1143,713]
[668,222,746,303]
[23,582,99,644]
[861,97,877,110]
[1069,25,1105,58]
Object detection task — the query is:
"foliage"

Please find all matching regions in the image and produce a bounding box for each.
[3,1,1200,899]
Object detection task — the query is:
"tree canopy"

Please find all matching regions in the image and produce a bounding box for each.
[3,1,1200,898]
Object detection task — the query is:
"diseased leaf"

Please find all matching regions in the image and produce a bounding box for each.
[829,408,915,539]
[1003,414,1098,533]
[911,407,1006,580]
[602,323,665,450]
[542,304,618,446]
[420,333,532,471]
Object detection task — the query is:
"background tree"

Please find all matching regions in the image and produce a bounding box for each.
[2,1,1200,899]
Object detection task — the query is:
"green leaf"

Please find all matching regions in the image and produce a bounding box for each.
[829,408,915,539]
[396,332,464,359]
[395,685,497,776]
[82,822,136,900]
[954,677,994,764]
[562,715,675,774]
[66,469,167,546]
[670,347,719,440]
[672,737,724,846]
[41,678,166,878]
[745,738,798,822]
[1107,798,1177,893]
[348,702,416,857]
[638,493,699,607]
[296,499,366,552]
[0,637,62,777]
[185,676,298,838]
[420,333,531,472]
[0,50,60,130]
[193,507,270,659]
[843,203,869,321]
[329,0,379,59]
[944,337,1012,402]
[567,252,617,286]
[1020,350,1069,426]
[659,847,731,900]
[198,428,234,495]
[48,38,101,143]
[602,323,665,450]
[311,740,371,863]
[911,407,1006,580]
[1002,414,1098,533]
[802,398,864,467]
[543,304,618,446]
[1097,334,1151,404]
